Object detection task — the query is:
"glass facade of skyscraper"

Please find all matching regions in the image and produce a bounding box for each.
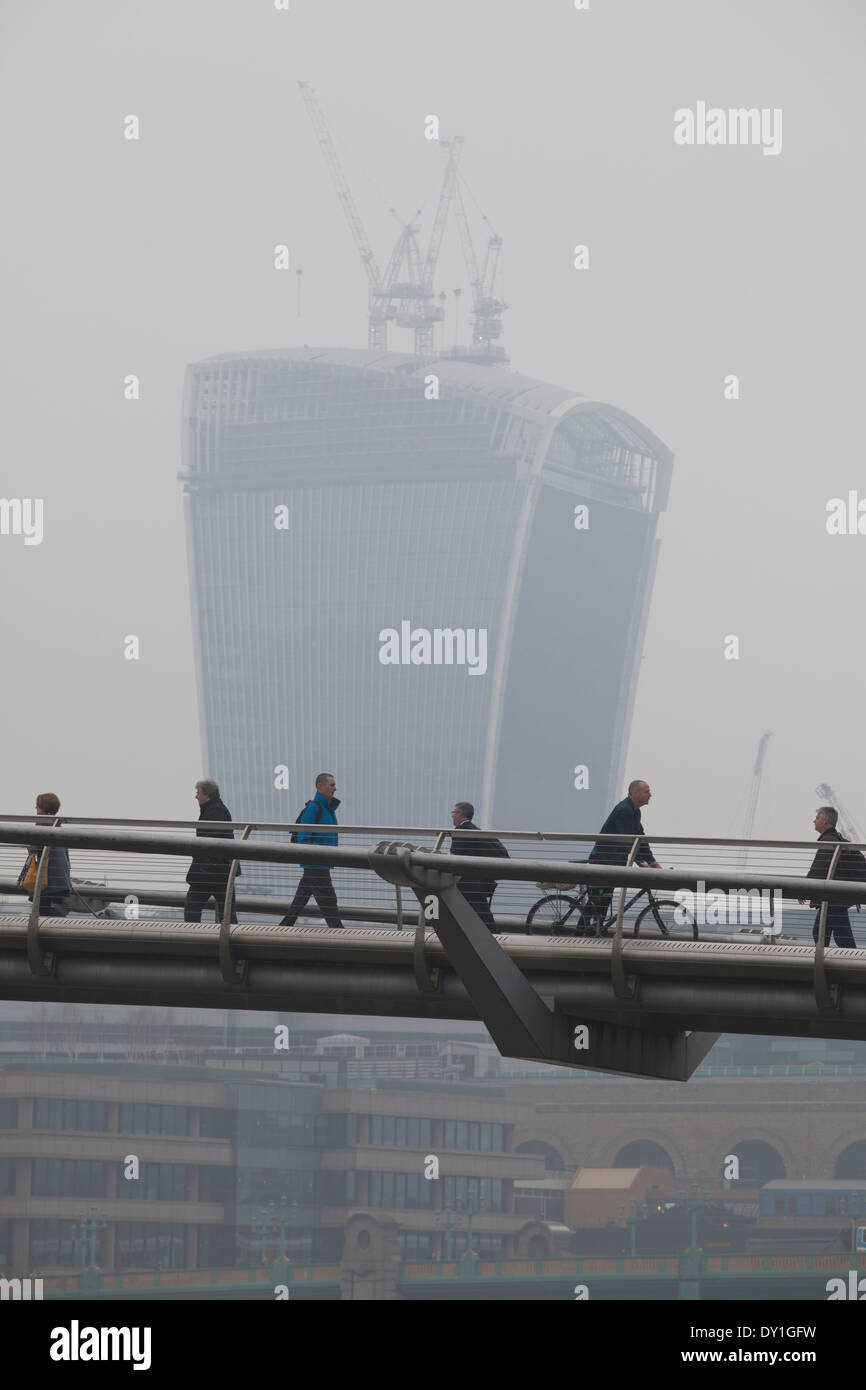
[181,348,671,835]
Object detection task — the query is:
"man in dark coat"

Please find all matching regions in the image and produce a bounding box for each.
[449,801,507,932]
[800,806,858,948]
[184,779,238,923]
[583,780,661,926]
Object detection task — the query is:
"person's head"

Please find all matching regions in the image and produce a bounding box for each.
[195,779,219,805]
[628,780,651,808]
[815,806,838,834]
[35,793,60,817]
[452,801,474,827]
[316,773,337,799]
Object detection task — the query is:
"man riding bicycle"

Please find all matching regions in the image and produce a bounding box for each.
[582,780,662,928]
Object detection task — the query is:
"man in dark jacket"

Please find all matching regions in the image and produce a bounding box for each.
[184,779,238,923]
[449,801,507,932]
[800,806,858,948]
[18,792,71,916]
[584,780,661,926]
[280,774,343,930]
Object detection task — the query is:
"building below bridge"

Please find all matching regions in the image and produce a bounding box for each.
[0,1014,865,1278]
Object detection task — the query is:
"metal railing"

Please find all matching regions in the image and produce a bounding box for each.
[1,812,862,930]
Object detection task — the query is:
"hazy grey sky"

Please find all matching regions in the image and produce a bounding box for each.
[2,0,864,841]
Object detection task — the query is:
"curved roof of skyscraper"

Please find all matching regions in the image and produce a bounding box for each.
[197,347,671,461]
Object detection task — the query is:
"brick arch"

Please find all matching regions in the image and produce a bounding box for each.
[511,1128,574,1169]
[827,1126,866,1180]
[716,1129,796,1183]
[599,1128,686,1176]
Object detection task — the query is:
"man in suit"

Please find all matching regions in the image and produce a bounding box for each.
[449,801,507,931]
[184,779,238,923]
[583,780,661,928]
[800,806,858,948]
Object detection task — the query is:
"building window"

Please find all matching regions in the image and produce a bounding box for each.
[32,1159,106,1198]
[31,1219,97,1268]
[0,1159,14,1196]
[115,1222,185,1270]
[0,1099,17,1128]
[444,1121,504,1152]
[369,1172,434,1210]
[399,1231,434,1260]
[123,1164,190,1202]
[239,1170,315,1205]
[369,1115,433,1148]
[316,1113,359,1147]
[34,1098,107,1132]
[236,1110,315,1147]
[198,1166,235,1203]
[441,1176,504,1212]
[316,1172,358,1205]
[118,1103,188,1137]
[199,1107,234,1139]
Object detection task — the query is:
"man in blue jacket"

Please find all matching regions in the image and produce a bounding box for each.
[583,780,661,926]
[280,773,344,930]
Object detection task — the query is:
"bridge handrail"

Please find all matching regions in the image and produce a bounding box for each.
[0,821,863,902]
[0,812,864,854]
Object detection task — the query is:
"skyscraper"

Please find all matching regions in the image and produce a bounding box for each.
[181,347,671,832]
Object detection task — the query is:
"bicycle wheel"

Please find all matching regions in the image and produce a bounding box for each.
[633,899,699,940]
[525,895,579,933]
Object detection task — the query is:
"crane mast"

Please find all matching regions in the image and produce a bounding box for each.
[298,81,386,348]
[740,733,771,869]
[451,177,507,354]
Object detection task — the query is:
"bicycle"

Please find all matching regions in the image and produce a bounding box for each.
[524,873,698,940]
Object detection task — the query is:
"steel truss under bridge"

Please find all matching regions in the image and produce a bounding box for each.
[2,821,866,1083]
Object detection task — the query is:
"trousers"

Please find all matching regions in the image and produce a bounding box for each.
[184,876,237,923]
[813,905,857,949]
[281,868,343,929]
[457,879,497,931]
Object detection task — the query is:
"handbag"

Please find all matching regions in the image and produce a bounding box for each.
[21,852,46,893]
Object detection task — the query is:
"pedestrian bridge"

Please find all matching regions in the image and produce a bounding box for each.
[1,815,865,1083]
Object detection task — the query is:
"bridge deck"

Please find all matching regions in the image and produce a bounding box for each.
[0,913,864,980]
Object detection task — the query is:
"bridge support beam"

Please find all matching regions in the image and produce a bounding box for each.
[369,849,719,1080]
[558,1017,720,1082]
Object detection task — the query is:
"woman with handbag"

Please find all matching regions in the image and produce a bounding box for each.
[17,792,71,916]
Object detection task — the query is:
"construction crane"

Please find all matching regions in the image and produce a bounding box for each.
[298,82,459,356]
[297,81,386,349]
[815,784,866,845]
[450,174,508,356]
[742,732,772,842]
